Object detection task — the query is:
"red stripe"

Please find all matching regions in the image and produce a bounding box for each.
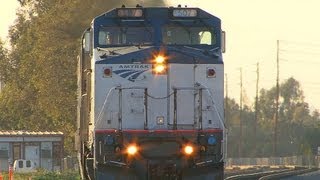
[95,129,222,134]
[95,129,118,134]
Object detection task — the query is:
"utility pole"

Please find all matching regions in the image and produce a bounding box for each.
[254,62,259,156]
[239,68,243,158]
[273,40,280,157]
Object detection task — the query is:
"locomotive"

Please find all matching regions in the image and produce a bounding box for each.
[76,5,226,180]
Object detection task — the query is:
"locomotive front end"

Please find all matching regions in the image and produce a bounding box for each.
[77,6,225,180]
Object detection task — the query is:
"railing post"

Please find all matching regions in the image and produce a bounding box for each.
[144,88,148,130]
[173,88,177,130]
[199,88,203,130]
[118,88,122,130]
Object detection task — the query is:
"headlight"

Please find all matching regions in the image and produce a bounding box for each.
[183,145,194,155]
[154,64,166,73]
[155,55,165,64]
[127,144,138,156]
[152,54,167,74]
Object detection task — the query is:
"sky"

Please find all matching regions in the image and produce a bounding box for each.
[166,0,320,111]
[1,0,320,110]
[0,1,19,43]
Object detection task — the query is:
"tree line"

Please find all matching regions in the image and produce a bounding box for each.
[226,77,320,157]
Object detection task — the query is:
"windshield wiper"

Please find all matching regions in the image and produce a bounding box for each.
[210,47,219,52]
[97,45,152,58]
[182,45,220,57]
[97,47,122,56]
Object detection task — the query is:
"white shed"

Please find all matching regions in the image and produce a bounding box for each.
[0,130,64,172]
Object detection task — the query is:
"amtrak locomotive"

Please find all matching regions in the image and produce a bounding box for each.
[76,5,226,180]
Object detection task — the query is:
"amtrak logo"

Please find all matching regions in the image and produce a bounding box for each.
[113,65,149,82]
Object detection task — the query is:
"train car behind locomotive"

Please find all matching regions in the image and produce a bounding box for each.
[76,5,226,180]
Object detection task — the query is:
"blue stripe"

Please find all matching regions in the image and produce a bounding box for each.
[113,69,132,74]
[129,70,147,81]
[118,71,139,78]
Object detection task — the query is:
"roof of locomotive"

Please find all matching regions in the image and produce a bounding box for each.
[95,6,220,22]
[93,7,221,27]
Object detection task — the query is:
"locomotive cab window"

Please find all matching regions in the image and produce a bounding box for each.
[98,27,154,46]
[162,26,215,45]
[199,31,212,45]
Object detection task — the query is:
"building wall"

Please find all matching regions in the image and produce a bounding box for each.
[0,143,9,171]
[0,136,63,172]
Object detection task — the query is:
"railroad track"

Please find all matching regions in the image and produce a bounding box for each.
[224,166,318,180]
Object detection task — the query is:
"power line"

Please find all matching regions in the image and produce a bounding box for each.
[279,58,320,64]
[279,49,320,56]
[280,40,320,48]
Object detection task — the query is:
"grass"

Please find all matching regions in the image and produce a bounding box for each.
[0,170,80,180]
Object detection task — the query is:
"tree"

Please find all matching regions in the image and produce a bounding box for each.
[225,77,319,157]
[0,40,10,83]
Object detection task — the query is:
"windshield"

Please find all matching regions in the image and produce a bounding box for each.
[162,26,215,45]
[98,26,154,46]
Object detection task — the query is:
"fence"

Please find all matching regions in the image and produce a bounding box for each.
[225,156,320,167]
[62,156,78,171]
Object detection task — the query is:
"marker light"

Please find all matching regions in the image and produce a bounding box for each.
[155,55,165,64]
[207,68,216,77]
[104,67,112,77]
[183,145,194,155]
[127,144,138,155]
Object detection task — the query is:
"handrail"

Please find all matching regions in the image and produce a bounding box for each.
[95,86,118,126]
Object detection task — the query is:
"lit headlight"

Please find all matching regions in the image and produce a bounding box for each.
[183,145,194,155]
[154,64,166,73]
[207,136,216,145]
[127,144,138,156]
[152,54,167,74]
[155,55,165,64]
